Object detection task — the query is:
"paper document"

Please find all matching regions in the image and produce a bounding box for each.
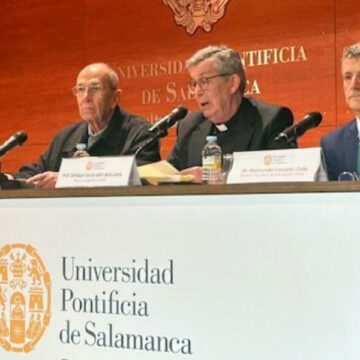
[138,160,194,185]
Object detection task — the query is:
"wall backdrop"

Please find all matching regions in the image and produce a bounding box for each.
[0,0,358,172]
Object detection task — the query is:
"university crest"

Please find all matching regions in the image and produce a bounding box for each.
[163,0,232,35]
[0,244,51,353]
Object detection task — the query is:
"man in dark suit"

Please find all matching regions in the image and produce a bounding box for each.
[321,42,360,181]
[14,63,160,188]
[167,45,295,180]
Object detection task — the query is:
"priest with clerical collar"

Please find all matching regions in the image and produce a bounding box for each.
[167,45,295,182]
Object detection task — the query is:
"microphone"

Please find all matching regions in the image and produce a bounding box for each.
[0,131,28,157]
[135,107,188,158]
[274,112,322,143]
[148,106,188,134]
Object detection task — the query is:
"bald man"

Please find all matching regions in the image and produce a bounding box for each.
[16,63,160,188]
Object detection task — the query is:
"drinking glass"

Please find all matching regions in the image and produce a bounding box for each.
[338,171,358,181]
[221,153,234,184]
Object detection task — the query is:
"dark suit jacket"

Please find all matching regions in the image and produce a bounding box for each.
[167,96,294,170]
[320,119,358,181]
[17,106,160,178]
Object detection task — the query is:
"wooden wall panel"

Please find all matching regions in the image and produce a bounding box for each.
[0,0,359,173]
[0,0,85,171]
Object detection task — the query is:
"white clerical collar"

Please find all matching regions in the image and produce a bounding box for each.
[215,124,228,132]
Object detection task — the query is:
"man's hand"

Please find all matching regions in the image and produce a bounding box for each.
[26,171,59,189]
[179,166,202,183]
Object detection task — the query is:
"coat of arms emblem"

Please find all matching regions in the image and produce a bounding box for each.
[0,244,51,353]
[163,0,232,35]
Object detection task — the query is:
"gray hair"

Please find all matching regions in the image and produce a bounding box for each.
[342,42,360,59]
[186,45,247,94]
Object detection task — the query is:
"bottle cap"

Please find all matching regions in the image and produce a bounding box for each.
[76,143,87,151]
[206,135,217,142]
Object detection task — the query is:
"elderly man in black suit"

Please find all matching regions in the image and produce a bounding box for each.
[15,63,160,188]
[167,45,295,181]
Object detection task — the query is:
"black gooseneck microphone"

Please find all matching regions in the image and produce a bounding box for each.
[135,106,188,158]
[0,131,28,157]
[148,106,188,134]
[274,112,322,144]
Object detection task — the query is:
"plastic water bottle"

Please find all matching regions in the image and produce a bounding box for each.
[202,135,222,184]
[73,143,90,158]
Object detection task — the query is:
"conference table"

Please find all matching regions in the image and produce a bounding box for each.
[0,182,359,359]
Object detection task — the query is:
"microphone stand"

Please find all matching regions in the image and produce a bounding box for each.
[0,173,21,189]
[288,140,297,148]
[0,160,34,190]
[134,127,169,158]
[274,134,297,149]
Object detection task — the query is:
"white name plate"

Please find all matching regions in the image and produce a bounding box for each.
[56,156,141,188]
[227,147,327,184]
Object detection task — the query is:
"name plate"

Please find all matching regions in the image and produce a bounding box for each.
[227,147,327,184]
[56,156,141,188]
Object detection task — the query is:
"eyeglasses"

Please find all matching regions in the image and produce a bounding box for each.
[72,84,116,97]
[189,73,232,93]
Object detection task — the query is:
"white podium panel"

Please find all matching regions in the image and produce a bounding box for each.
[0,192,359,359]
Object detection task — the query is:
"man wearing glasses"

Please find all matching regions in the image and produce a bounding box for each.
[321,42,360,181]
[167,45,295,178]
[16,63,160,188]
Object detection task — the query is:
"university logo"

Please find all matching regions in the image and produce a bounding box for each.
[85,161,94,171]
[263,154,272,166]
[0,244,51,353]
[163,0,232,35]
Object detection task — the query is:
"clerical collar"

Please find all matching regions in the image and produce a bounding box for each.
[213,103,243,133]
[215,123,228,132]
